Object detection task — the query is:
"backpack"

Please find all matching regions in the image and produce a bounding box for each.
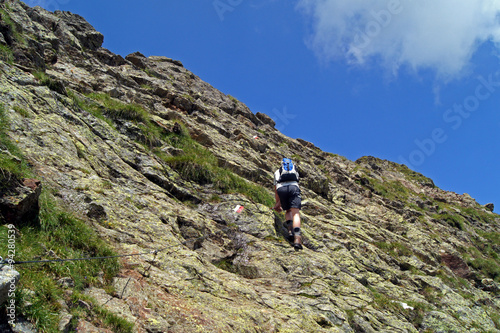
[278,158,299,182]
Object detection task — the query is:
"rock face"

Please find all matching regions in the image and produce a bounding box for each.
[0,1,500,332]
[0,266,19,305]
[0,173,42,226]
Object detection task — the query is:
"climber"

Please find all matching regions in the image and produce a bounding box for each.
[273,157,303,250]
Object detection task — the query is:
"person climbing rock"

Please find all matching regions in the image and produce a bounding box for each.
[273,157,303,250]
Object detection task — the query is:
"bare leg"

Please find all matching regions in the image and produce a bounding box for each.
[288,208,302,249]
[290,208,300,230]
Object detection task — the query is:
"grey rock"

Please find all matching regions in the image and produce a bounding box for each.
[58,310,73,333]
[0,266,19,305]
[57,277,75,288]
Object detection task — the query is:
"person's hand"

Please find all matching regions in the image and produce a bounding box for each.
[273,202,282,212]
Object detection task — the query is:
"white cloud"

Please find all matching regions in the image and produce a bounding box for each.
[297,0,500,79]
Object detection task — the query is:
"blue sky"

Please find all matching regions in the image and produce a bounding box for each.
[27,0,500,212]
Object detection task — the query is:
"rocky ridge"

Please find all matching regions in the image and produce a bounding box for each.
[0,1,500,332]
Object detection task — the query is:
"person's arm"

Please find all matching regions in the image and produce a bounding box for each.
[273,185,282,212]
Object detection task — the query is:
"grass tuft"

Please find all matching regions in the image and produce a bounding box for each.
[0,104,32,178]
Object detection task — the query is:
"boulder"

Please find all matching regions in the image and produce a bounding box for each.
[0,266,19,305]
[256,112,276,127]
[125,51,147,69]
[0,175,42,227]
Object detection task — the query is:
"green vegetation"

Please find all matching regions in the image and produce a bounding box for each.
[67,89,274,205]
[476,230,500,257]
[0,5,25,45]
[374,241,413,257]
[353,168,411,202]
[67,90,113,126]
[0,44,14,64]
[1,103,126,331]
[156,123,274,206]
[68,90,164,147]
[420,285,442,305]
[394,163,434,187]
[212,257,237,274]
[13,105,30,118]
[86,92,149,123]
[404,301,433,328]
[32,71,65,94]
[461,206,495,224]
[325,152,349,162]
[140,84,153,90]
[182,93,195,103]
[68,90,274,205]
[432,212,466,230]
[371,178,410,202]
[435,269,470,291]
[488,309,500,330]
[0,189,123,331]
[142,68,160,78]
[464,246,500,282]
[228,95,239,103]
[367,286,402,312]
[0,104,32,178]
[69,292,134,333]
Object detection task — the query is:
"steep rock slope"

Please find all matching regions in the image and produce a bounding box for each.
[1,1,500,332]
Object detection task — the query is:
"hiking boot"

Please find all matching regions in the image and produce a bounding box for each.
[293,235,303,250]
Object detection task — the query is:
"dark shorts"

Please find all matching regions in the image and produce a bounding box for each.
[277,185,301,210]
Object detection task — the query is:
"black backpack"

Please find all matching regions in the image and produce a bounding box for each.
[278,158,299,182]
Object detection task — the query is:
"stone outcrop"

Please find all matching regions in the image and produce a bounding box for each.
[0,266,18,305]
[0,172,42,226]
[0,0,500,332]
